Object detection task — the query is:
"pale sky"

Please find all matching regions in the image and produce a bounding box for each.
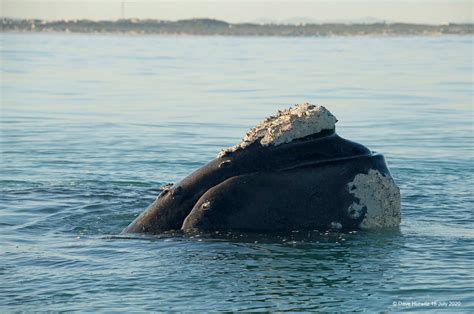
[1,0,473,24]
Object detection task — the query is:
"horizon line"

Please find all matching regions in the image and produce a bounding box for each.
[2,17,473,26]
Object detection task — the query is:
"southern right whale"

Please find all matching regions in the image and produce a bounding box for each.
[123,103,401,234]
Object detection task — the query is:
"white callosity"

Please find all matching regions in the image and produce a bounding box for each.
[347,169,401,228]
[218,103,337,158]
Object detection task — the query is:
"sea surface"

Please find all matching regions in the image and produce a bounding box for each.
[1,33,473,311]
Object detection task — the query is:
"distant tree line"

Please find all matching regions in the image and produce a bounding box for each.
[1,18,472,36]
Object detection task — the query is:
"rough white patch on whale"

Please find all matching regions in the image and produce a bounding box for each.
[347,202,365,219]
[201,200,211,209]
[217,103,337,158]
[347,169,401,228]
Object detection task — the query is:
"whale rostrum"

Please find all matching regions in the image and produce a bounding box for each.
[123,103,401,234]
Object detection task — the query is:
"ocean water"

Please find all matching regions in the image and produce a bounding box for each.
[1,33,473,311]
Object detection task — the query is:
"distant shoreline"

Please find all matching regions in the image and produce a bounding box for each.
[2,18,473,36]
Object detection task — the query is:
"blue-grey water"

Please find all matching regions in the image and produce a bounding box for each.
[1,33,473,311]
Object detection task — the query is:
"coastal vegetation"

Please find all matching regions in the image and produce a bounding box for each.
[2,18,472,36]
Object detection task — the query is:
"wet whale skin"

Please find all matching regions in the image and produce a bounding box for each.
[123,129,396,234]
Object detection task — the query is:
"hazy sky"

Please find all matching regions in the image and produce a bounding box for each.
[1,0,473,24]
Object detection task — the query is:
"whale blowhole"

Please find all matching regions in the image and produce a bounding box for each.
[218,103,337,158]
